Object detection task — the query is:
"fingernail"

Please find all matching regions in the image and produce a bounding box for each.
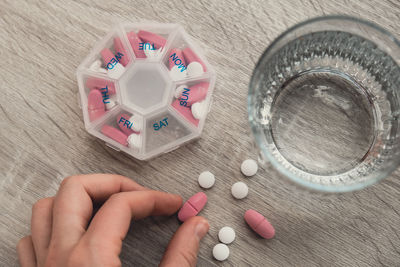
[195,219,209,239]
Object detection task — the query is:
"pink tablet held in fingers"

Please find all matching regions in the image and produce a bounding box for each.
[101,125,128,146]
[87,90,106,121]
[178,192,207,222]
[86,78,116,95]
[244,209,275,239]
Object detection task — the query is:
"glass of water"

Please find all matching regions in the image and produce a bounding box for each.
[248,16,400,192]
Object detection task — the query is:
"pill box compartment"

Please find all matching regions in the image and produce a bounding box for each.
[77,74,118,129]
[162,28,211,81]
[77,23,216,160]
[118,61,171,115]
[89,107,144,154]
[144,109,195,158]
[121,23,177,62]
[171,77,214,130]
[79,28,133,79]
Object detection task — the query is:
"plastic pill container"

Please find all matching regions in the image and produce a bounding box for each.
[77,23,216,160]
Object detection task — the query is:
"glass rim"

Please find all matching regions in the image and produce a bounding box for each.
[248,15,400,192]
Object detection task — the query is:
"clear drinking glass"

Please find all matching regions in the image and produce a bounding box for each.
[248,16,400,192]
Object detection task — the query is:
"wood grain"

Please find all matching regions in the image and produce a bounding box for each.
[1,0,400,266]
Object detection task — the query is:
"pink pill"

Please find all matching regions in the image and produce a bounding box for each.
[172,99,199,126]
[101,125,128,146]
[127,31,146,59]
[100,48,115,65]
[244,209,275,239]
[113,37,129,66]
[101,48,125,79]
[117,113,135,135]
[169,48,186,70]
[137,30,167,49]
[179,82,209,106]
[178,192,207,222]
[182,47,207,72]
[87,90,105,121]
[86,78,116,95]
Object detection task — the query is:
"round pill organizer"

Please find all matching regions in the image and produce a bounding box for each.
[77,23,216,160]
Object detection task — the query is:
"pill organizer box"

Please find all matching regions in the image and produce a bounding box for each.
[77,23,216,160]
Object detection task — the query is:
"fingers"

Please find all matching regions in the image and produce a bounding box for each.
[17,236,36,267]
[31,197,54,266]
[80,190,182,256]
[49,174,147,262]
[159,216,209,267]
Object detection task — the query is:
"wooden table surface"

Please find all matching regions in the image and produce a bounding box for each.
[1,0,400,266]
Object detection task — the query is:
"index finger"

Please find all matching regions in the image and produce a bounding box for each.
[49,174,147,259]
[79,190,182,255]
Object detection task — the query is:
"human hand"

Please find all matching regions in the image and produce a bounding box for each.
[17,174,209,267]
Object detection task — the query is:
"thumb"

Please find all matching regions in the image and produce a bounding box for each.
[159,216,209,267]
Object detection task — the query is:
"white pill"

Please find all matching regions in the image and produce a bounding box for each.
[144,47,163,59]
[175,84,188,98]
[187,62,204,77]
[170,65,187,81]
[191,101,207,120]
[218,227,235,244]
[107,62,125,79]
[90,60,107,73]
[105,99,116,110]
[144,48,155,58]
[156,47,164,57]
[241,159,258,177]
[127,133,142,149]
[129,115,143,132]
[212,243,229,261]
[231,182,248,199]
[90,59,101,70]
[98,68,108,74]
[198,171,215,189]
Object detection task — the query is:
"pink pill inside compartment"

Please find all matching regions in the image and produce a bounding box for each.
[179,82,209,107]
[101,48,116,66]
[101,125,128,146]
[172,99,199,126]
[169,48,186,70]
[86,78,116,95]
[87,90,106,121]
[113,37,129,67]
[137,30,167,50]
[182,47,207,72]
[117,113,136,136]
[127,31,147,59]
